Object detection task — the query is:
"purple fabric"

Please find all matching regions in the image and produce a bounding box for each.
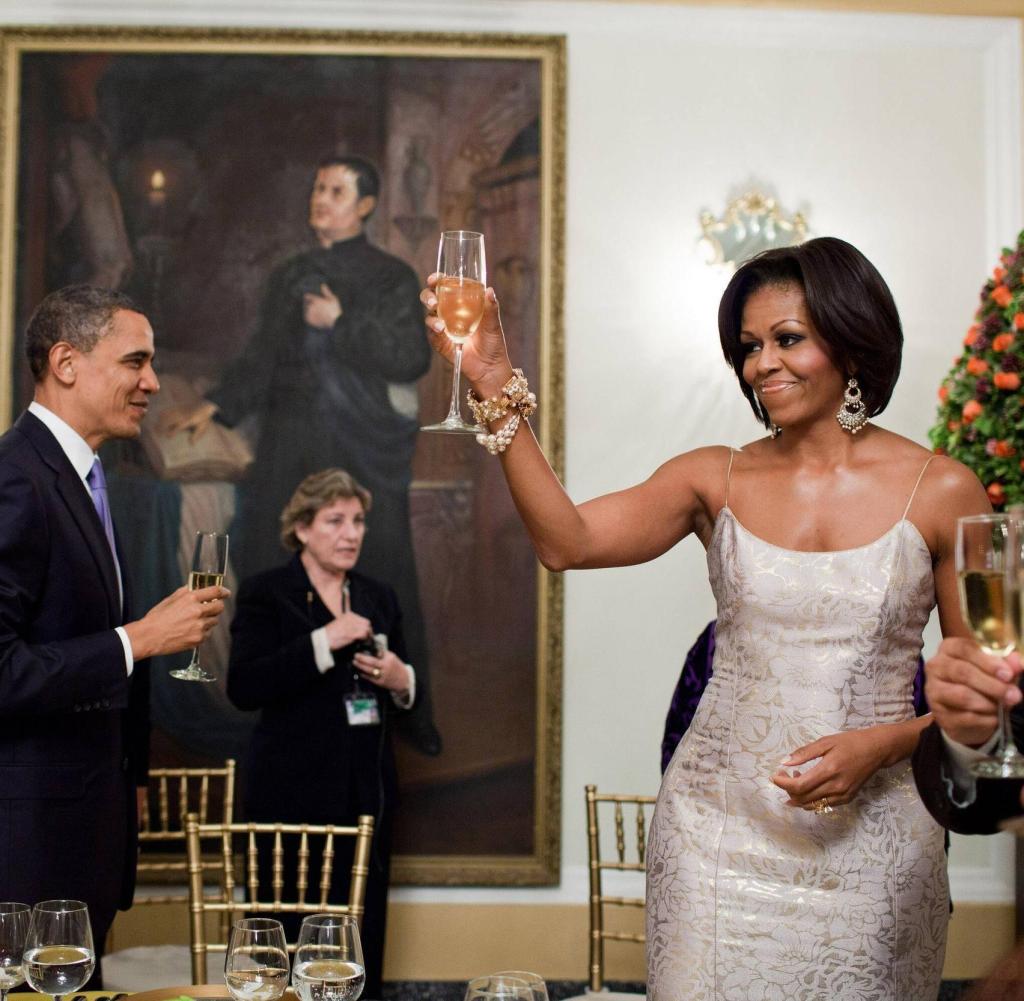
[86,457,118,562]
[660,620,929,773]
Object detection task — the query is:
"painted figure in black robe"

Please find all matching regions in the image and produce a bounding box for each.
[172,156,438,754]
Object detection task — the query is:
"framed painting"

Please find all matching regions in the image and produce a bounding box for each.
[0,26,565,885]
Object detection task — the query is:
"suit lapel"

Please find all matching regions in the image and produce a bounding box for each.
[283,555,333,628]
[15,412,121,623]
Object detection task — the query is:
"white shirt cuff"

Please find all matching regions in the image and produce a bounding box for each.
[311,628,335,673]
[392,663,416,708]
[940,729,1000,807]
[115,626,134,676]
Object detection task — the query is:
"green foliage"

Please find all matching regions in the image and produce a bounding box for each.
[929,230,1024,508]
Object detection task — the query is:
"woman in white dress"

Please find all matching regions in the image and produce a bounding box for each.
[421,237,991,1000]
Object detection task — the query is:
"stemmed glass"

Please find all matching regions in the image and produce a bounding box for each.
[0,903,30,1001]
[464,975,533,1001]
[422,230,487,434]
[23,900,95,1001]
[171,530,229,683]
[956,513,1024,777]
[292,913,365,1001]
[491,971,548,1001]
[224,917,289,1001]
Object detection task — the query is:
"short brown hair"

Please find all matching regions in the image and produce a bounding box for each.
[718,237,903,429]
[279,468,373,552]
[25,284,139,381]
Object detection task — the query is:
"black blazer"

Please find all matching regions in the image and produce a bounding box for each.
[0,411,148,922]
[912,718,1024,834]
[227,556,409,824]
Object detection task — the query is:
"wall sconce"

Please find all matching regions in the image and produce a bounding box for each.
[698,190,808,269]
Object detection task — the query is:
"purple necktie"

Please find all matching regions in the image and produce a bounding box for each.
[86,457,119,570]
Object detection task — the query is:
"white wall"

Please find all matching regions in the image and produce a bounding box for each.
[3,0,1021,906]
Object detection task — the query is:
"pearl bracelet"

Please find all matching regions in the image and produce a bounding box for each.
[467,369,537,455]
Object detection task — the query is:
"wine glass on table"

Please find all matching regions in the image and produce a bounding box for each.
[292,913,365,1001]
[171,530,229,683]
[23,900,94,1001]
[491,971,548,1001]
[421,229,487,434]
[464,975,533,1001]
[956,513,1024,777]
[0,903,30,1001]
[224,917,289,1001]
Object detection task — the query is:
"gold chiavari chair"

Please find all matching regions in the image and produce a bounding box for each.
[585,784,656,995]
[184,812,375,985]
[135,760,237,914]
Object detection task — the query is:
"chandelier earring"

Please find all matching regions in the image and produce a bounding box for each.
[836,377,868,435]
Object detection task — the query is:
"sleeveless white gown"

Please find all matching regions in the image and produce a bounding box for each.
[647,460,948,1000]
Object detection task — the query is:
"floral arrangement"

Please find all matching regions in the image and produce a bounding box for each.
[930,231,1024,508]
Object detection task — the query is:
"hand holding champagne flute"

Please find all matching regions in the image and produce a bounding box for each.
[956,513,1024,777]
[171,530,229,683]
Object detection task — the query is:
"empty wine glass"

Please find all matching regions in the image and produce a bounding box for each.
[464,975,533,1001]
[956,513,1024,777]
[0,903,30,1001]
[422,230,487,434]
[292,913,365,1001]
[224,917,289,1001]
[491,971,548,1001]
[171,530,229,682]
[23,900,94,1001]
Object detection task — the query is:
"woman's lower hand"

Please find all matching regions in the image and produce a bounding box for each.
[770,728,890,810]
[421,274,515,397]
[353,648,410,694]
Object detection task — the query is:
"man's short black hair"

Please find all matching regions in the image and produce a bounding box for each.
[316,155,380,204]
[25,284,139,382]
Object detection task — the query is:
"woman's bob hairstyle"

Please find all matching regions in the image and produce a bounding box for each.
[279,467,373,552]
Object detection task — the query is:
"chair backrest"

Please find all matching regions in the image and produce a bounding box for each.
[136,760,237,906]
[585,784,657,992]
[184,812,375,985]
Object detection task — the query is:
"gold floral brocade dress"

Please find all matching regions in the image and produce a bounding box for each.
[646,458,948,1000]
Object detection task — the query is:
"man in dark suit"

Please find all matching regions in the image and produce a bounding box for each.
[0,285,228,983]
[912,636,1024,832]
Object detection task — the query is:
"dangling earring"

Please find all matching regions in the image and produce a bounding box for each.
[770,424,782,440]
[836,378,868,435]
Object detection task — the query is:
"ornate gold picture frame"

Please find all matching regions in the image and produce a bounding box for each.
[0,26,565,885]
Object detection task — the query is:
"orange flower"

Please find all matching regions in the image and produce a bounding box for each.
[964,325,981,346]
[994,266,1007,283]
[994,333,1016,352]
[962,400,984,422]
[947,420,961,432]
[992,285,1014,307]
[938,385,949,402]
[967,357,989,375]
[994,371,1021,391]
[995,440,1017,458]
[934,446,946,455]
[1014,313,1024,329]
[988,482,1006,506]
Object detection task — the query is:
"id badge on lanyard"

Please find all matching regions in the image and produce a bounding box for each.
[341,579,381,726]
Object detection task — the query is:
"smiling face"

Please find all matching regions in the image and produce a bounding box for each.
[69,308,159,449]
[739,283,847,431]
[296,495,367,578]
[308,166,376,246]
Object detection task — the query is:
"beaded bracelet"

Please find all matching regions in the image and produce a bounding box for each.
[467,368,537,455]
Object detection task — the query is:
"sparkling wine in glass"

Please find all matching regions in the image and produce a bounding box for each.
[292,914,365,1001]
[23,900,95,1001]
[422,230,487,434]
[171,530,229,683]
[464,975,533,1001]
[956,513,1024,778]
[0,903,30,1001]
[224,917,289,1001]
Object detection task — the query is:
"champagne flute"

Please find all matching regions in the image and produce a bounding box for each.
[292,913,365,1001]
[422,230,487,434]
[491,971,548,1001]
[23,900,95,1001]
[0,903,30,1001]
[171,530,229,683]
[224,917,289,1001]
[956,513,1024,777]
[464,975,533,1001]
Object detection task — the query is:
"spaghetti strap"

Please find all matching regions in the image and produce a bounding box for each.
[902,455,936,521]
[724,448,737,507]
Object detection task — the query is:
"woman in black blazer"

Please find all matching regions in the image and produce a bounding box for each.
[227,468,416,998]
